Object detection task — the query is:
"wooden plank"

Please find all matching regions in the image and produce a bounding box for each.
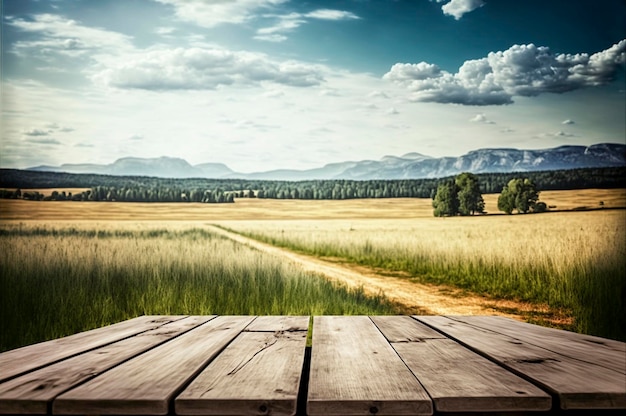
[417,316,626,410]
[393,339,551,412]
[176,330,307,415]
[372,316,551,412]
[447,315,626,374]
[307,316,432,416]
[0,316,185,383]
[245,316,309,332]
[370,315,445,342]
[53,316,255,415]
[0,316,214,414]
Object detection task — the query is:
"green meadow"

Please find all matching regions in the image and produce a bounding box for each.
[0,224,395,352]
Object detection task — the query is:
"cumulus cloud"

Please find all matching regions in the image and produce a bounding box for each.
[438,0,485,20]
[386,107,399,115]
[154,0,288,28]
[469,113,495,124]
[562,119,575,125]
[255,9,359,42]
[384,40,626,105]
[128,134,144,141]
[93,47,326,90]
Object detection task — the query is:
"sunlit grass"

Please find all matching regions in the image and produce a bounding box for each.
[0,223,396,352]
[221,210,626,340]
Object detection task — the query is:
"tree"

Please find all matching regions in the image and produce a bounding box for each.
[432,181,459,217]
[455,172,485,215]
[498,178,540,214]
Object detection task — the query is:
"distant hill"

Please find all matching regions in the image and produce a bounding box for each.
[27,143,625,180]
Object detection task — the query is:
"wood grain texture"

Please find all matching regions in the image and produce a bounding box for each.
[446,315,626,374]
[0,316,184,383]
[176,330,307,415]
[393,339,551,412]
[417,316,626,410]
[53,316,255,415]
[307,316,432,416]
[244,316,309,332]
[370,316,445,342]
[0,316,213,415]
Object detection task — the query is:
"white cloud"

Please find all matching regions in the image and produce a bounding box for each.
[562,119,575,125]
[440,0,485,20]
[304,9,360,20]
[368,90,390,99]
[384,40,626,105]
[255,14,306,42]
[253,34,288,42]
[93,47,326,90]
[319,88,340,96]
[128,134,144,141]
[255,8,359,42]
[155,27,176,36]
[7,14,133,57]
[386,107,399,115]
[154,0,288,28]
[469,113,495,124]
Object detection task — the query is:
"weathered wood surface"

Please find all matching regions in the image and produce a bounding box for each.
[0,316,214,414]
[417,315,626,410]
[176,331,307,415]
[177,315,308,415]
[372,316,551,412]
[0,316,184,383]
[307,316,432,416]
[444,315,626,374]
[0,315,624,415]
[53,316,255,415]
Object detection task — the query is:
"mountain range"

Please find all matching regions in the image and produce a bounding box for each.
[28,143,626,180]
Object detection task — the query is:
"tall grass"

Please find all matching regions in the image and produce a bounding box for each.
[0,224,396,352]
[221,210,626,340]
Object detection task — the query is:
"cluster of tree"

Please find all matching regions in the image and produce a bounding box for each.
[432,173,485,217]
[497,178,546,214]
[76,187,234,203]
[0,187,235,203]
[1,166,624,202]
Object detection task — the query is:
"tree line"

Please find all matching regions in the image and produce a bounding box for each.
[0,166,624,203]
[0,187,235,203]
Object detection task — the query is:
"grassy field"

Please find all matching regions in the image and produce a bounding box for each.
[0,223,396,352]
[1,188,624,220]
[1,188,624,349]
[221,208,626,340]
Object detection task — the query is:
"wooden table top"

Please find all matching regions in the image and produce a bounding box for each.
[0,315,624,415]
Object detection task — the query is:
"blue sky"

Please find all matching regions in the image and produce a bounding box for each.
[1,0,625,172]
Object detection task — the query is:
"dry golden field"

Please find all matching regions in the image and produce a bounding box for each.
[0,188,624,221]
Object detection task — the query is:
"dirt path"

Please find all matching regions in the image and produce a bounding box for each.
[206,225,566,323]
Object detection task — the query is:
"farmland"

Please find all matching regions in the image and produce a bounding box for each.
[0,188,625,351]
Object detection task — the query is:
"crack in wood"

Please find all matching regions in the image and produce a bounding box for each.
[226,337,278,376]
